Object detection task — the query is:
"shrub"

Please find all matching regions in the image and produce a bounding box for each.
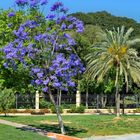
[8,109,32,113]
[31,111,45,115]
[76,105,85,113]
[133,108,140,113]
[50,105,63,114]
[68,105,85,113]
[39,98,52,109]
[40,109,50,113]
[0,88,15,116]
[62,104,76,109]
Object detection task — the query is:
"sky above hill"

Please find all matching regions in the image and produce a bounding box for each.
[1,0,140,22]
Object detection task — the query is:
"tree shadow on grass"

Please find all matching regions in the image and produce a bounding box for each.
[17,124,87,137]
[0,115,18,118]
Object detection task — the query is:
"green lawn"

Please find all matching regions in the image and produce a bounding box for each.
[0,124,49,140]
[1,115,140,138]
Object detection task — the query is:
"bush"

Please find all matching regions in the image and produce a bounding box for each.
[0,88,15,116]
[50,105,63,114]
[39,98,52,109]
[31,109,50,115]
[68,105,85,113]
[7,109,32,113]
[62,104,76,109]
[133,108,140,113]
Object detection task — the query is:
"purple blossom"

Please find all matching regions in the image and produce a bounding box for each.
[8,12,15,17]
[30,0,38,7]
[68,38,76,46]
[60,7,68,13]
[75,20,84,33]
[46,14,55,20]
[74,59,81,66]
[68,24,73,29]
[68,81,75,87]
[61,23,66,31]
[52,82,61,88]
[67,16,77,22]
[37,72,43,78]
[13,26,28,40]
[59,15,66,21]
[35,79,42,85]
[50,75,57,80]
[3,62,8,68]
[64,33,71,39]
[20,48,27,56]
[42,87,48,92]
[43,79,49,85]
[34,34,42,41]
[2,1,85,93]
[64,33,76,46]
[32,68,41,73]
[15,0,28,6]
[8,23,13,27]
[40,0,48,5]
[50,2,63,11]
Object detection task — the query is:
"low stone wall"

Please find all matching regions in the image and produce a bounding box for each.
[85,109,137,114]
[0,108,139,115]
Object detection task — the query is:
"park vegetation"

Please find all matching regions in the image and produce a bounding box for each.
[0,0,140,134]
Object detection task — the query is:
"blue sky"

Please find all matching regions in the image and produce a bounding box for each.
[1,0,140,22]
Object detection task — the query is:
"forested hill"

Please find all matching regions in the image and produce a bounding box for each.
[71,11,140,37]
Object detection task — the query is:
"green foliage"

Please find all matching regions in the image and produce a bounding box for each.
[123,96,137,105]
[72,11,140,55]
[61,104,76,109]
[104,79,114,94]
[0,88,15,116]
[71,11,140,37]
[132,86,140,95]
[39,98,52,109]
[0,10,25,48]
[79,77,95,93]
[133,108,140,113]
[50,105,63,114]
[68,105,85,113]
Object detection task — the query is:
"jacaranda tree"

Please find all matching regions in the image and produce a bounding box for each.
[1,0,84,134]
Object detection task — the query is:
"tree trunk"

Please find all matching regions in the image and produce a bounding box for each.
[86,87,89,109]
[48,90,65,134]
[59,90,62,106]
[115,84,120,117]
[100,94,107,108]
[122,94,125,115]
[4,112,7,117]
[96,94,99,113]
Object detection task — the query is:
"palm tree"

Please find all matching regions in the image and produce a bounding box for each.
[85,26,140,117]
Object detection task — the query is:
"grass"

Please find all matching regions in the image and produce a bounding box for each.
[1,115,140,138]
[0,124,49,140]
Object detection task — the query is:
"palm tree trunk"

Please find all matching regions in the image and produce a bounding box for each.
[48,89,65,134]
[96,94,99,113]
[86,87,89,109]
[115,84,120,117]
[122,94,125,115]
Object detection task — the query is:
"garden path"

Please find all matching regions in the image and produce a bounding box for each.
[83,134,140,140]
[0,119,48,136]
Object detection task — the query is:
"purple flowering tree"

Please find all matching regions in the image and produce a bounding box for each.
[2,0,84,134]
